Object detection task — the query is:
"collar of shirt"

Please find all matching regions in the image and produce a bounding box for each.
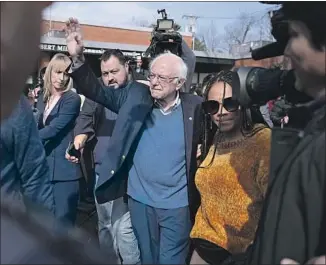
[154,92,181,115]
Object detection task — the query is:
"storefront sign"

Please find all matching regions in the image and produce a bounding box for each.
[40,43,142,57]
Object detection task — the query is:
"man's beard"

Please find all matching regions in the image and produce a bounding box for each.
[107,79,128,89]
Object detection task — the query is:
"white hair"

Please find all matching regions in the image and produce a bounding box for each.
[149,52,188,80]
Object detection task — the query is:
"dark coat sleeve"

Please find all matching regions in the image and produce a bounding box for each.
[74,98,99,138]
[181,39,196,93]
[13,96,54,212]
[70,63,130,113]
[38,93,81,142]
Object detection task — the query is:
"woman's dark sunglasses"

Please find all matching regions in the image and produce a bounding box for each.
[202,97,240,115]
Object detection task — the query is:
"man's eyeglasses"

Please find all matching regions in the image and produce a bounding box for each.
[147,73,179,84]
[202,97,240,115]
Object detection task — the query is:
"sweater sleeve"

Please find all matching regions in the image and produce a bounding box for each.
[254,127,272,197]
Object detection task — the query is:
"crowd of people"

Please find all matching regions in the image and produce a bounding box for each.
[0,1,325,264]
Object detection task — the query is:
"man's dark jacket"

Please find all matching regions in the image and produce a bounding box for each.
[248,99,326,264]
[71,63,202,222]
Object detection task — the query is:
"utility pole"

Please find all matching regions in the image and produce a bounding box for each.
[182,15,199,51]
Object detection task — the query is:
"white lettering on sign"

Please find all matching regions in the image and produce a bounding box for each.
[39,44,142,56]
[122,51,142,57]
[83,48,104,54]
[56,45,68,52]
[40,44,57,51]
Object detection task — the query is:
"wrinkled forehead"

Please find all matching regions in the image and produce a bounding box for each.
[208,81,233,102]
[151,57,178,77]
[101,56,124,72]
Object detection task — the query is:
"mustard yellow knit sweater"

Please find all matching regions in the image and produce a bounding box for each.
[190,127,271,254]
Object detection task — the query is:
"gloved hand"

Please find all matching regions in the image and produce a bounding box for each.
[270,97,294,127]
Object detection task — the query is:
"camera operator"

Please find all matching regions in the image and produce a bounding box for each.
[245,2,326,264]
[143,10,196,93]
[130,55,148,81]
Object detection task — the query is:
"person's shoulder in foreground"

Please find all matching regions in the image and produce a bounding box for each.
[1,95,54,212]
[0,197,110,264]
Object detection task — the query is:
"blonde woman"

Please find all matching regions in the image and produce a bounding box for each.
[36,53,81,227]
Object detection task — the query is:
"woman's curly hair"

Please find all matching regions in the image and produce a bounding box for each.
[200,70,267,165]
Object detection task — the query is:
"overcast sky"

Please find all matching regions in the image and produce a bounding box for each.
[43,1,276,37]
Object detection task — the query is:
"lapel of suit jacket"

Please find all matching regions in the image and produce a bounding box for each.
[44,92,67,125]
[180,92,194,178]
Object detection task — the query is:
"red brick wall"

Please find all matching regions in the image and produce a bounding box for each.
[41,20,193,48]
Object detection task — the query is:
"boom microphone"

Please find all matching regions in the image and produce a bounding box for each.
[251,41,286,60]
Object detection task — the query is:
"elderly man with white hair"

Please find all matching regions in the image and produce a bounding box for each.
[66,18,201,264]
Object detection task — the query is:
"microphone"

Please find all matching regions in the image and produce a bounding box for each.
[251,41,286,60]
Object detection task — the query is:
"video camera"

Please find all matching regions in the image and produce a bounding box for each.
[143,9,183,60]
[125,55,138,69]
[232,2,312,107]
[23,76,34,97]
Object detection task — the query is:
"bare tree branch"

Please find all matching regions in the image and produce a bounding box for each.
[224,12,257,48]
[254,13,274,42]
[198,20,225,52]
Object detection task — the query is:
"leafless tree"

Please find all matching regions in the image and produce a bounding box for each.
[221,11,274,53]
[224,12,256,47]
[255,12,274,42]
[198,20,226,52]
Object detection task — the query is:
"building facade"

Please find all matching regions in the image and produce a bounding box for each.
[39,20,235,84]
[38,19,285,85]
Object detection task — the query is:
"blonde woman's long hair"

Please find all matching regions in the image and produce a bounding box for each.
[43,53,73,102]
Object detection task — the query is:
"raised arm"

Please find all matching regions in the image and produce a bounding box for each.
[65,17,129,112]
[70,63,130,113]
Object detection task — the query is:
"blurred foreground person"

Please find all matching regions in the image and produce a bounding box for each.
[0,2,111,264]
[0,2,50,121]
[0,95,54,212]
[0,1,54,214]
[1,196,110,264]
[248,2,326,264]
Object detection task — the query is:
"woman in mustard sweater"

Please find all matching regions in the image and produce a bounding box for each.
[190,70,271,264]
